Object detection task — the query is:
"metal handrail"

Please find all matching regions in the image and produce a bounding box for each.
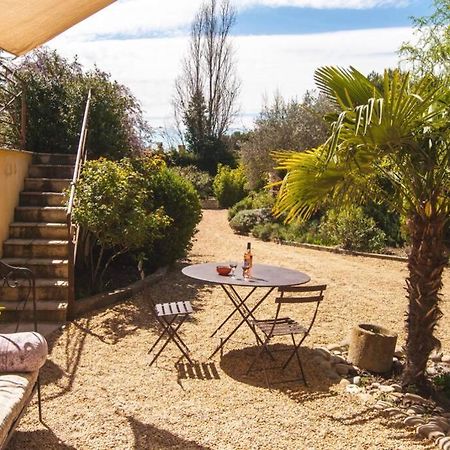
[66,89,92,317]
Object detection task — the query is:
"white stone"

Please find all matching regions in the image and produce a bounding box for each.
[416,424,444,437]
[331,355,347,365]
[390,383,402,392]
[314,347,332,360]
[404,416,426,427]
[374,400,392,410]
[404,393,428,405]
[352,376,361,386]
[346,384,360,394]
[339,378,351,387]
[327,343,343,352]
[379,385,395,393]
[429,417,450,432]
[437,436,450,450]
[429,430,445,440]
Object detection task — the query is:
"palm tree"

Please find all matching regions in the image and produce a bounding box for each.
[273,67,449,390]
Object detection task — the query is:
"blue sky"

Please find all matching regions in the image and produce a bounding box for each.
[48,0,433,141]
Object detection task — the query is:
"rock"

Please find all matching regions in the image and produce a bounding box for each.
[331,355,347,365]
[339,378,351,387]
[327,343,343,352]
[429,430,445,440]
[427,366,438,376]
[404,416,426,427]
[404,393,427,405]
[390,392,404,399]
[352,376,361,386]
[358,393,373,403]
[406,405,426,414]
[441,355,450,364]
[437,436,450,450]
[394,348,405,358]
[318,359,332,370]
[371,382,381,389]
[374,400,392,410]
[326,370,341,381]
[384,407,404,417]
[346,384,361,394]
[416,424,444,437]
[390,383,402,392]
[429,417,450,432]
[335,363,350,376]
[314,347,332,360]
[379,385,395,393]
[333,350,343,356]
[430,351,444,362]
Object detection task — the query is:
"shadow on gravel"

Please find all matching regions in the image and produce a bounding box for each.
[126,414,212,450]
[9,424,77,450]
[220,343,339,404]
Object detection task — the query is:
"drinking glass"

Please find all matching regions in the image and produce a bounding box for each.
[229,262,238,277]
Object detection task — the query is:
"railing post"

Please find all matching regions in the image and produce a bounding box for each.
[20,86,27,149]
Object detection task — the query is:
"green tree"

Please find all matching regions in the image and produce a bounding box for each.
[16,48,151,157]
[240,91,334,189]
[399,0,450,80]
[274,67,449,391]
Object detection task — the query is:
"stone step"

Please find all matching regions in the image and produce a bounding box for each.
[0,278,68,302]
[15,206,67,223]
[0,301,67,322]
[1,257,69,278]
[0,321,64,336]
[32,153,77,166]
[24,178,71,193]
[3,239,69,258]
[28,164,74,179]
[9,222,68,239]
[20,191,66,207]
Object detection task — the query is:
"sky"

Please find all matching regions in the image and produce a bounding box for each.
[47,0,434,143]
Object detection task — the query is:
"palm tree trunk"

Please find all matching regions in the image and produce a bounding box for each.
[403,212,448,389]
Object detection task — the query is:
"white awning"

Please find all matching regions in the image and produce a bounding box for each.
[0,0,116,56]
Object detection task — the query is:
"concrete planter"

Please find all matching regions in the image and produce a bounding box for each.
[348,324,398,373]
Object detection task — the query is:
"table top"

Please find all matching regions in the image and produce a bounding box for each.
[182,263,310,288]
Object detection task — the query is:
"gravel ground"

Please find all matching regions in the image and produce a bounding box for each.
[11,209,449,450]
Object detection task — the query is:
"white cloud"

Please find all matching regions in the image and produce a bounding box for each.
[56,0,410,41]
[49,27,412,135]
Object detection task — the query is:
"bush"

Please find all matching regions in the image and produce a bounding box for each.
[140,165,202,269]
[228,191,275,220]
[172,165,213,199]
[251,223,284,241]
[73,156,202,292]
[213,164,248,208]
[319,207,386,252]
[229,208,273,235]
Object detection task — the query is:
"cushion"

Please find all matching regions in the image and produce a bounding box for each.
[0,332,48,372]
[0,371,38,448]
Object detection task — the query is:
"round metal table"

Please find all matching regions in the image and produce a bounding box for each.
[182,263,310,357]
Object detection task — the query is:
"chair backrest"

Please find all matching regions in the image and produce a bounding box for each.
[275,284,327,304]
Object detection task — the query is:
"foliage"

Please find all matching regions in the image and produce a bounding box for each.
[73,156,201,292]
[139,165,202,269]
[240,91,334,189]
[363,202,403,247]
[433,373,450,398]
[273,66,450,389]
[73,158,170,291]
[399,0,450,80]
[228,191,275,220]
[319,207,386,253]
[213,164,248,208]
[229,208,273,235]
[172,165,213,199]
[16,48,150,157]
[174,0,239,174]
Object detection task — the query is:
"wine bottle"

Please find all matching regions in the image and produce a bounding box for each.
[243,242,253,278]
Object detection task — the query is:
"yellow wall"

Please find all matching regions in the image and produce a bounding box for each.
[0,148,32,257]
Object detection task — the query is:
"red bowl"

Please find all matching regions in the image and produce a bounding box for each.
[216,265,232,276]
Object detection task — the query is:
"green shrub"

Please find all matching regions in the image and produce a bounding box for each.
[229,208,273,235]
[319,207,386,252]
[73,156,202,292]
[173,165,213,199]
[141,166,202,269]
[213,164,248,208]
[228,190,275,220]
[251,223,285,241]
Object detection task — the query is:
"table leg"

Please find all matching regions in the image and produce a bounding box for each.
[210,287,275,359]
[210,286,257,338]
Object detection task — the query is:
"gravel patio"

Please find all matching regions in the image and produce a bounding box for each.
[10,209,450,449]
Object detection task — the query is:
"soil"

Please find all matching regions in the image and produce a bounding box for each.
[10,209,449,450]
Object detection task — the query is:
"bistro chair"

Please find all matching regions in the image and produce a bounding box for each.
[148,298,194,366]
[247,284,327,387]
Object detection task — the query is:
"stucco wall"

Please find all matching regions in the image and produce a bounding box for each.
[0,148,32,257]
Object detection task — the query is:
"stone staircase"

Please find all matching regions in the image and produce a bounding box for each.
[0,152,75,332]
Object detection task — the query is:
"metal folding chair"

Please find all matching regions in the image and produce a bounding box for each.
[246,284,327,387]
[148,300,194,366]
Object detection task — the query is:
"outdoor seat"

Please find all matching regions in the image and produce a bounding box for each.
[148,300,194,366]
[247,284,327,387]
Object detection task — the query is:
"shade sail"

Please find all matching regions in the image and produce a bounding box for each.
[0,0,116,56]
